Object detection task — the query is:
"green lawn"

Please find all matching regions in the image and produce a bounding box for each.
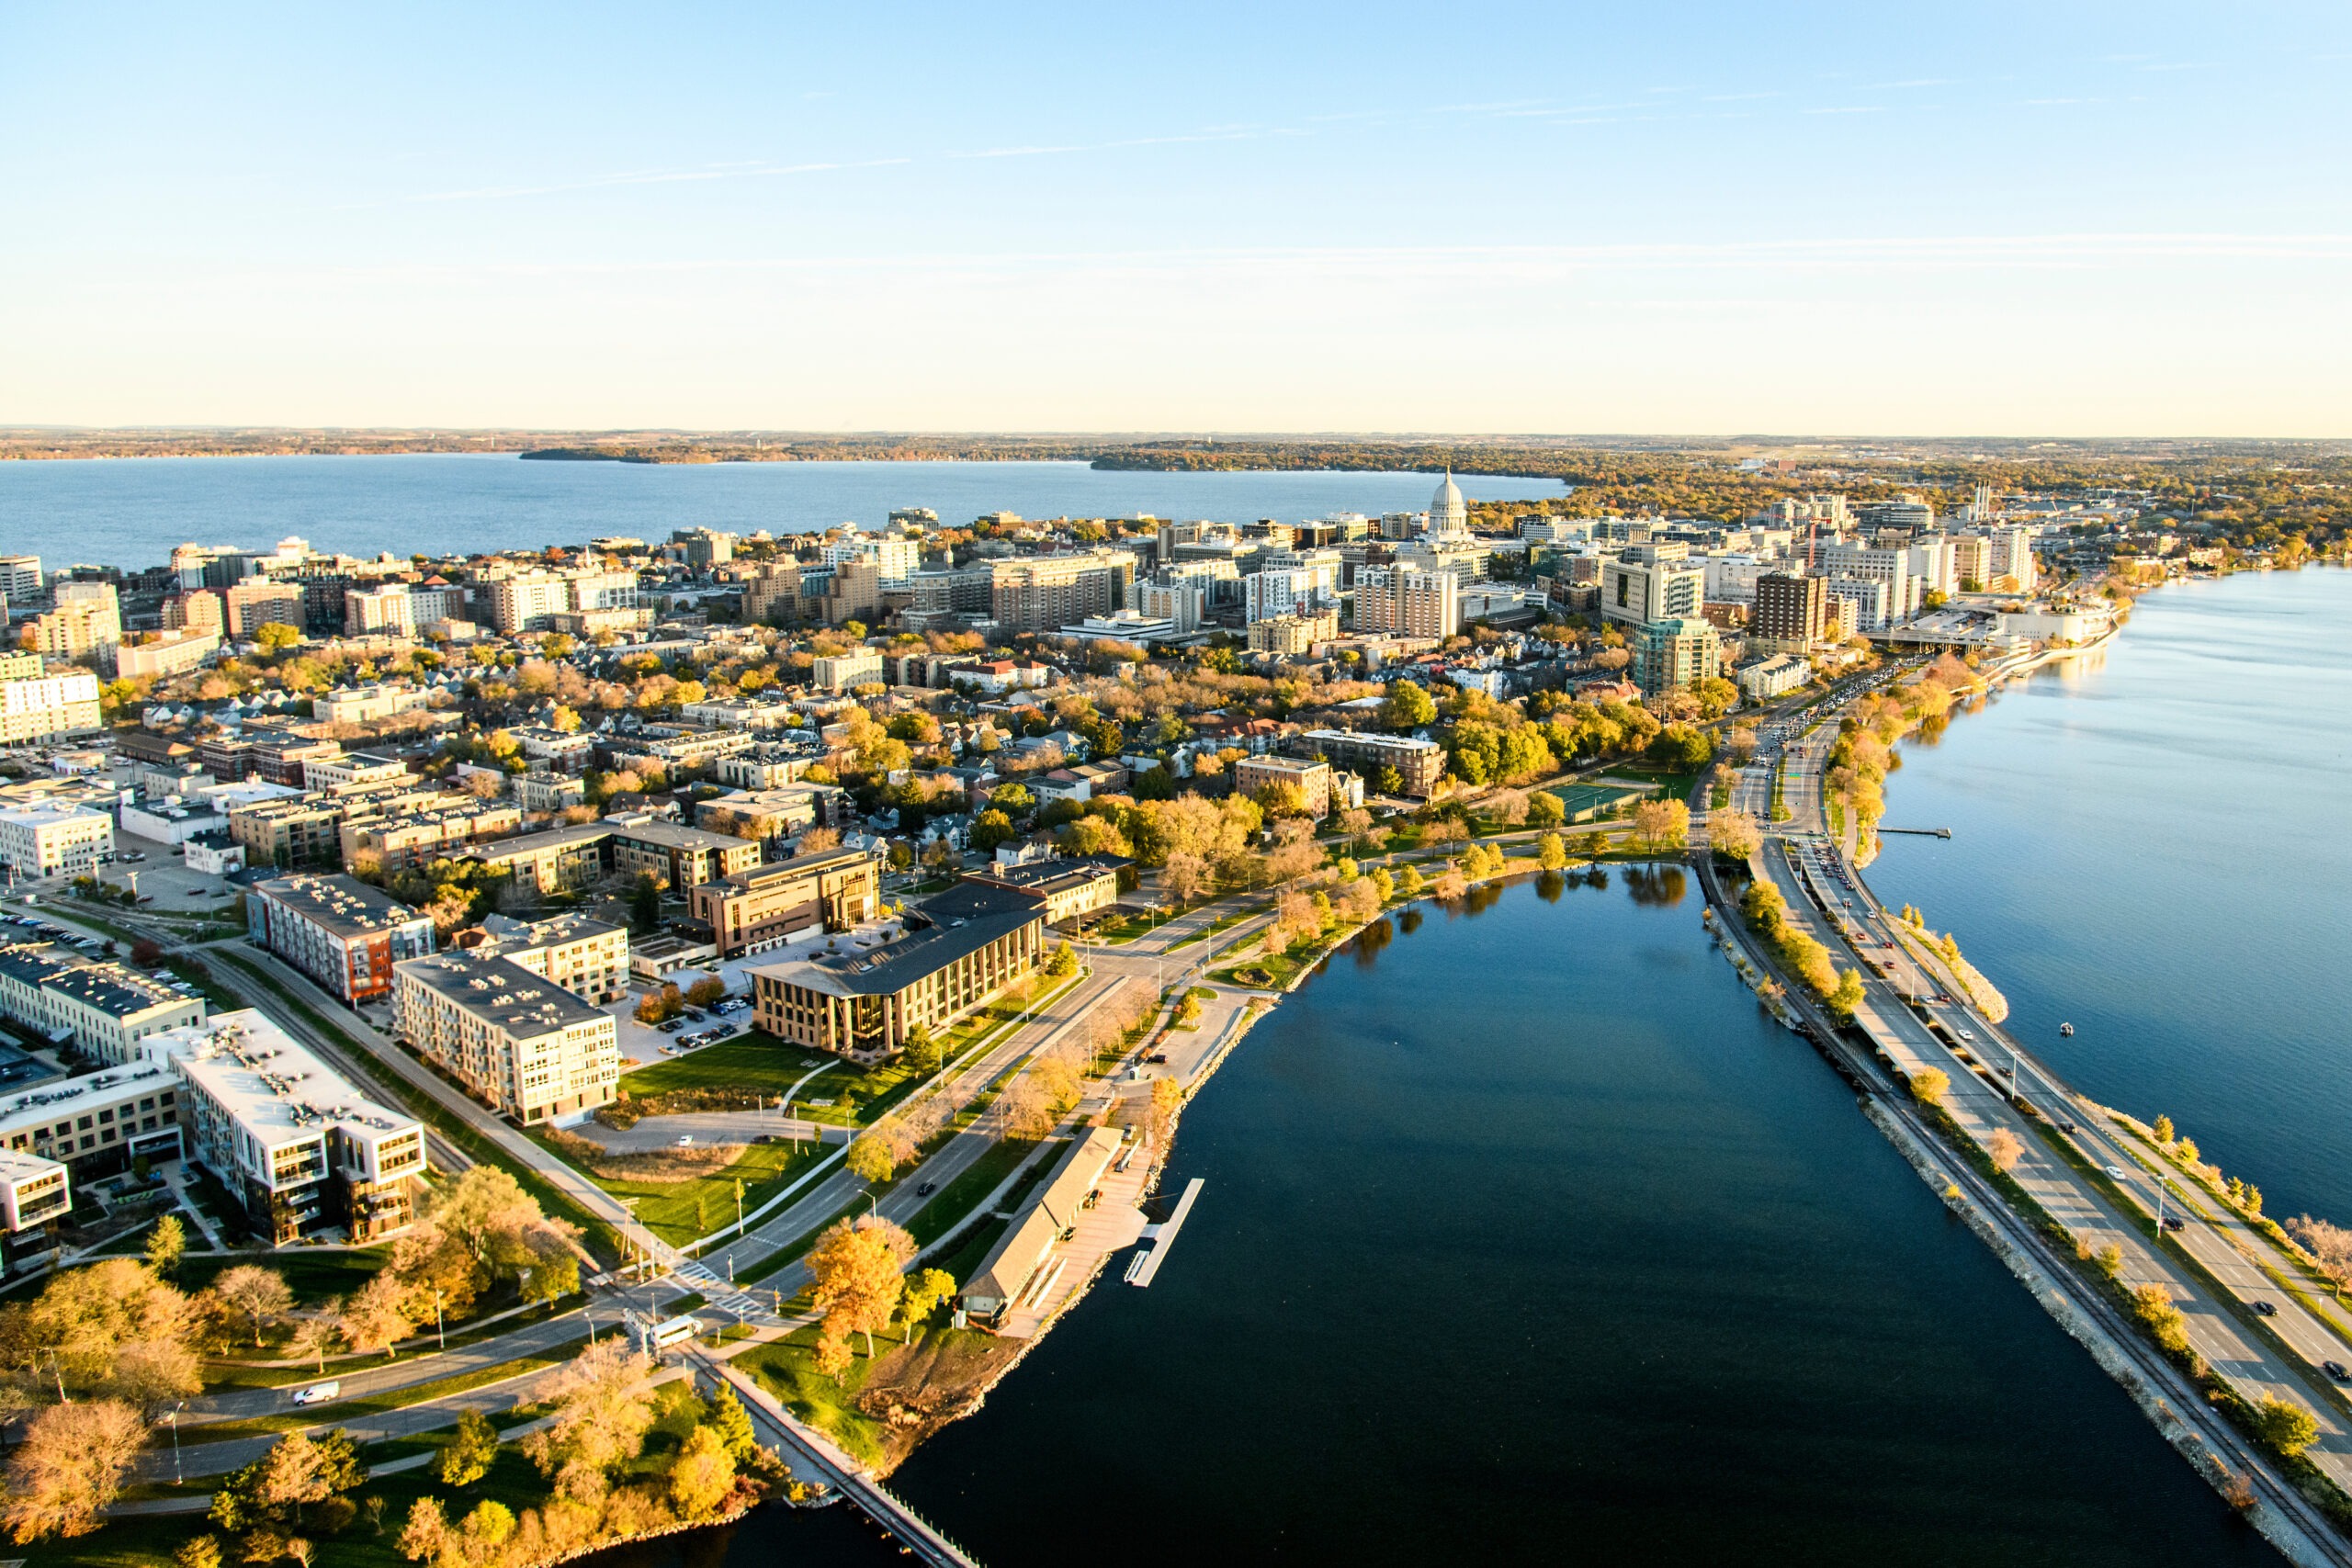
[907,1138,1040,1249]
[530,1129,828,1249]
[730,1327,896,1468]
[179,1245,394,1307]
[618,1035,834,1100]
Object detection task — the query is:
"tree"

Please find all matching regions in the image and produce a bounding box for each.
[1044,942,1078,978]
[705,1385,760,1462]
[900,1268,956,1341]
[669,1424,737,1519]
[1,1398,145,1542]
[285,1313,340,1374]
[2151,1114,2176,1145]
[807,1216,915,1359]
[258,1431,332,1526]
[2255,1393,2321,1458]
[1826,968,1864,1021]
[684,976,727,1009]
[338,1271,416,1359]
[845,1133,899,1185]
[145,1213,187,1277]
[1383,680,1437,731]
[1987,1127,2024,1172]
[2286,1215,2352,1301]
[1149,1075,1185,1144]
[2096,1242,2124,1280]
[435,1408,500,1486]
[1910,1067,1950,1108]
[176,1534,224,1568]
[397,1498,448,1564]
[1632,798,1690,851]
[215,1264,295,1348]
[1527,791,1566,829]
[996,1075,1054,1140]
[520,1338,656,1492]
[1709,807,1761,861]
[254,622,301,656]
[630,874,662,933]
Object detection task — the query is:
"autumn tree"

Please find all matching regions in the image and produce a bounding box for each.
[1632,798,1690,851]
[337,1271,417,1359]
[1709,807,1761,861]
[2255,1393,2321,1458]
[521,1338,656,1496]
[2287,1215,2352,1301]
[1,1399,145,1542]
[899,1268,956,1341]
[807,1216,916,1359]
[1987,1127,2024,1172]
[668,1425,738,1519]
[435,1409,501,1486]
[1910,1067,1950,1108]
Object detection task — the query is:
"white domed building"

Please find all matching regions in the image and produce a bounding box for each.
[1430,469,1469,535]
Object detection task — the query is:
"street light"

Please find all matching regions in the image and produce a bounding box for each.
[164,1402,184,1484]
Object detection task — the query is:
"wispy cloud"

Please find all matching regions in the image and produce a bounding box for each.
[333,158,910,209]
[1803,106,1885,116]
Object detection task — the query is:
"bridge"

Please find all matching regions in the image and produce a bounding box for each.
[686,1346,983,1568]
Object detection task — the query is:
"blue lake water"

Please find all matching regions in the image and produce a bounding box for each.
[607,874,2279,1567]
[0,454,1563,571]
[1870,567,2352,1227]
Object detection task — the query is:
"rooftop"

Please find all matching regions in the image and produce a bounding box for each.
[156,1010,420,1148]
[396,952,611,1035]
[751,881,1043,998]
[0,1058,176,1141]
[251,874,431,938]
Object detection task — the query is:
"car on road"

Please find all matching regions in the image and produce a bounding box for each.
[2161,1216,2186,1233]
[676,1135,695,1147]
[2252,1299,2278,1316]
[2326,1361,2348,1382]
[1958,1029,1976,1043]
[1148,1053,1170,1064]
[2106,1165,2129,1180]
[916,1181,937,1196]
[2058,1120,2078,1134]
[291,1382,340,1405]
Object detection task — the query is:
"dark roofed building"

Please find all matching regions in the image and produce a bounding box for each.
[749,882,1046,1062]
[961,853,1129,927]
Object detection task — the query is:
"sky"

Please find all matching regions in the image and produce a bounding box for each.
[2,2,2348,436]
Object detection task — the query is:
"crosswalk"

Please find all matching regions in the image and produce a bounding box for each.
[671,1258,785,1326]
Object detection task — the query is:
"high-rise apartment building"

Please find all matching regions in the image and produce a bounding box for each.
[0,663,103,744]
[0,557,40,604]
[345,582,419,637]
[1632,618,1724,697]
[1750,573,1826,651]
[30,584,120,663]
[1815,542,1918,623]
[223,579,306,637]
[989,551,1135,633]
[1352,566,1460,638]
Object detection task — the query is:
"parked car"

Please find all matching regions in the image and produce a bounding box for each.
[659,1020,684,1033]
[676,1135,695,1147]
[1147,1053,1170,1065]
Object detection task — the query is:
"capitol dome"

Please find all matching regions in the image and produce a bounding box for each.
[1430,468,1468,533]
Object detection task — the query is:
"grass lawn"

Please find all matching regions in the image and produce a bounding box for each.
[529,1129,829,1250]
[1091,911,1162,944]
[618,1036,833,1100]
[1164,903,1261,951]
[180,1245,394,1308]
[907,1138,1039,1249]
[731,1327,895,1469]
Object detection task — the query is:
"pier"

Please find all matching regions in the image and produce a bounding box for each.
[1878,826,1952,838]
[1125,1177,1204,1288]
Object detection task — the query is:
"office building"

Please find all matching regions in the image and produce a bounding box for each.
[692,844,883,958]
[1632,618,1724,697]
[1815,542,1919,623]
[960,854,1126,927]
[749,881,1046,1060]
[0,556,40,604]
[393,951,620,1125]
[246,874,437,1004]
[0,805,112,879]
[1855,497,1935,533]
[1984,525,2038,592]
[1826,576,1893,633]
[672,528,736,570]
[1949,534,1993,591]
[154,1010,425,1244]
[1600,546,1705,627]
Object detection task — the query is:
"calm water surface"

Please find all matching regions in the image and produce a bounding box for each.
[1871,567,2352,1225]
[622,875,2275,1567]
[0,455,1560,570]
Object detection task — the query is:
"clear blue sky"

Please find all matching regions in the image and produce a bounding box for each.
[4,2,2346,434]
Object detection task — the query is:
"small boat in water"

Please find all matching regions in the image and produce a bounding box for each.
[2059,1021,2075,1037]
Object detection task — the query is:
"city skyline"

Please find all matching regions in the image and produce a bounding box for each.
[4,3,2350,434]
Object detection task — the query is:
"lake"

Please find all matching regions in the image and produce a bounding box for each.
[605,873,2278,1567]
[0,455,1564,571]
[1869,567,2352,1227]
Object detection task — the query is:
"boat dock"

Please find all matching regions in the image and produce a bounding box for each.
[1125,1177,1204,1288]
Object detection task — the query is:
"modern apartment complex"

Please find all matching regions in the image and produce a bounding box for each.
[1352,566,1461,639]
[155,1010,426,1244]
[0,660,103,744]
[989,551,1136,633]
[0,942,208,1065]
[0,804,113,879]
[246,874,437,1003]
[393,950,620,1125]
[1292,729,1447,798]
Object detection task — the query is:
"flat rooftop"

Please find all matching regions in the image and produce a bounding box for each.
[154,1009,419,1148]
[396,952,610,1034]
[251,874,429,937]
[751,882,1042,998]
